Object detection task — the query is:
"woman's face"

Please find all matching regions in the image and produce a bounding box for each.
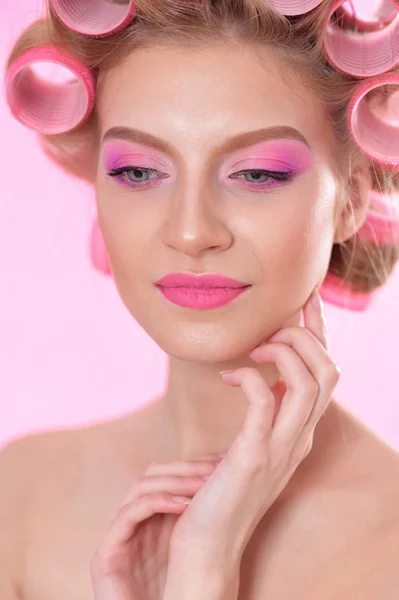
[95,43,341,363]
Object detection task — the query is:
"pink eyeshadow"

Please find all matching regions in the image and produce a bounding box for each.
[224,139,314,174]
[102,137,313,175]
[102,140,172,171]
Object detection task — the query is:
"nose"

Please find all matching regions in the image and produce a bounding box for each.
[160,184,233,257]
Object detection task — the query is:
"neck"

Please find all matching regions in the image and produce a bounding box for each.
[159,354,281,459]
[152,357,353,496]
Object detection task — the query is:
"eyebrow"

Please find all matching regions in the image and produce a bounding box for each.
[101,125,311,157]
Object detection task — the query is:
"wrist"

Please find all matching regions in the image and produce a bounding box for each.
[163,579,226,600]
[162,562,240,600]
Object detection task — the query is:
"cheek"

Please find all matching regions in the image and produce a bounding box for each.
[307,168,339,260]
[96,199,146,288]
[250,171,337,277]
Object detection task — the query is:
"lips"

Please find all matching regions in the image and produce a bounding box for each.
[155,273,250,289]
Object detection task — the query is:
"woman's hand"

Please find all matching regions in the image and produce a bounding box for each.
[89,453,224,600]
[163,288,341,599]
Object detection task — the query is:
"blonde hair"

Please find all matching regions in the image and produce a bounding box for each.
[6,0,399,296]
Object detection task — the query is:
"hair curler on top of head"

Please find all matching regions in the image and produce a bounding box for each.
[49,0,137,38]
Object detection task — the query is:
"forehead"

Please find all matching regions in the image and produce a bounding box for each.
[97,43,330,156]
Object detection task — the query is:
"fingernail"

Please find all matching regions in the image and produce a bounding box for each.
[311,290,321,310]
[219,369,234,375]
[172,496,192,504]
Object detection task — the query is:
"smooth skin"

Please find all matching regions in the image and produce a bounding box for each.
[90,287,340,600]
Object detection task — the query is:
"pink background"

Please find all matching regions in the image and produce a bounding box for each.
[1,0,398,452]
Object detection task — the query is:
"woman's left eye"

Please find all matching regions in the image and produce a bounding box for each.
[107,166,295,189]
[230,169,295,188]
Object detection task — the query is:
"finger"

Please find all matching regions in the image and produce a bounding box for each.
[302,288,329,351]
[220,368,275,454]
[120,460,222,506]
[91,493,190,574]
[249,333,340,461]
[250,327,339,392]
[146,457,223,476]
[125,473,211,504]
[295,374,339,451]
[249,301,340,437]
[270,378,287,422]
[166,453,226,462]
[247,343,317,452]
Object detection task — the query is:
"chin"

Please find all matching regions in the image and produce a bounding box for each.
[144,321,266,364]
[120,289,285,362]
[159,343,250,364]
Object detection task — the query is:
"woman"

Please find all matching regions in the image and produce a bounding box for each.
[1,0,399,598]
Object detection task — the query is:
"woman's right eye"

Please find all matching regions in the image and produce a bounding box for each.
[107,166,168,188]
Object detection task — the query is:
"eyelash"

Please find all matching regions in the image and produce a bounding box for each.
[106,165,295,191]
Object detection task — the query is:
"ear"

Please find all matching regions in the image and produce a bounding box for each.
[333,156,373,245]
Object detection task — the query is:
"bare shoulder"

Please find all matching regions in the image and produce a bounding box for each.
[311,421,399,597]
[354,440,399,591]
[0,431,65,599]
[328,406,399,545]
[0,400,158,514]
[18,402,160,522]
[241,405,399,599]
[0,428,85,520]
[0,430,57,519]
[0,405,157,600]
[0,405,147,513]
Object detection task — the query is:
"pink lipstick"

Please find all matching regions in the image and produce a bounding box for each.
[154,273,252,309]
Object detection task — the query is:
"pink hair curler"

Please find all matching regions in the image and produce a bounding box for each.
[347,73,399,169]
[319,271,375,311]
[90,218,112,275]
[4,45,96,135]
[356,189,399,244]
[267,0,323,15]
[49,0,137,38]
[335,0,398,32]
[323,0,399,78]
